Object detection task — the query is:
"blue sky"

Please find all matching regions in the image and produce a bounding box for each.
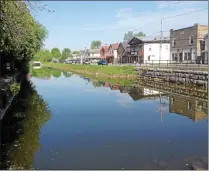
[33,1,208,51]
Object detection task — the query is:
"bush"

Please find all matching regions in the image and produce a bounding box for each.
[9,82,20,95]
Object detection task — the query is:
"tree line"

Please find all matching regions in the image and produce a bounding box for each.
[34,48,75,62]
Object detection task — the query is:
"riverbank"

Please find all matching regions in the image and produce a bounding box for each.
[43,63,137,78]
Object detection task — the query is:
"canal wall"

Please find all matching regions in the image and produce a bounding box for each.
[134,77,208,102]
[136,68,208,87]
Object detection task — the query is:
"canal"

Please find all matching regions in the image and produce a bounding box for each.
[1,68,208,170]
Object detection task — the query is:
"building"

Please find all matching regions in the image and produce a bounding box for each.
[201,33,208,64]
[128,36,170,64]
[87,48,101,61]
[106,43,119,63]
[117,42,130,63]
[170,24,208,64]
[100,45,109,59]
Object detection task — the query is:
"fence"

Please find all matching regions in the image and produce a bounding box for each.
[118,60,208,71]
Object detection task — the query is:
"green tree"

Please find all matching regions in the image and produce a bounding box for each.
[72,51,79,54]
[123,31,146,42]
[0,1,48,73]
[62,48,71,60]
[134,31,146,38]
[34,49,53,62]
[51,48,61,58]
[90,40,102,49]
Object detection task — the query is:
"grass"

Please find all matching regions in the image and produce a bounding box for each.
[43,62,137,78]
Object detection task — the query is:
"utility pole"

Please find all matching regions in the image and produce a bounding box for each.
[159,19,163,63]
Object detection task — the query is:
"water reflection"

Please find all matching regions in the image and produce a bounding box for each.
[1,68,208,170]
[1,79,51,169]
[31,67,62,79]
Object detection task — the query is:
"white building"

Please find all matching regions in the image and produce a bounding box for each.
[128,37,170,64]
[87,48,101,61]
[142,39,170,64]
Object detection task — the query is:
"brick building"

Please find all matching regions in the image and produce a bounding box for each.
[170,24,208,64]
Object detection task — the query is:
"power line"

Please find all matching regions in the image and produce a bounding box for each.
[132,7,208,33]
[163,7,208,20]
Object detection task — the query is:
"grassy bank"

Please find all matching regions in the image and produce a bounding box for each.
[43,63,137,78]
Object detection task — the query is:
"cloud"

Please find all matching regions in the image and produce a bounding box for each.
[83,2,208,41]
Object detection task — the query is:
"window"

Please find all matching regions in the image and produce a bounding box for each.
[148,55,151,60]
[201,40,205,50]
[174,53,178,60]
[189,36,194,45]
[184,53,187,60]
[171,97,174,104]
[149,46,151,51]
[131,47,135,52]
[188,102,192,110]
[188,52,191,60]
[172,53,175,61]
[172,39,176,47]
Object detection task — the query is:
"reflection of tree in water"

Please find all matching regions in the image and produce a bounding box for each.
[51,69,61,78]
[63,72,73,78]
[1,79,51,169]
[31,68,62,79]
[31,68,52,79]
[92,80,103,87]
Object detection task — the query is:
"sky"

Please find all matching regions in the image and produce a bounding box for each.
[33,1,208,51]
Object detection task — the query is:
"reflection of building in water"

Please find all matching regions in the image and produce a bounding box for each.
[104,83,110,88]
[119,86,165,101]
[110,84,119,90]
[169,95,208,122]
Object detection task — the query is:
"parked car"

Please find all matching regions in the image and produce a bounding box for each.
[65,60,73,64]
[83,60,90,65]
[98,59,108,65]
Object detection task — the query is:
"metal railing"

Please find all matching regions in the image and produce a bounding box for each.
[117,60,208,71]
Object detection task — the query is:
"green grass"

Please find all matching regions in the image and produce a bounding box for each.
[43,63,137,77]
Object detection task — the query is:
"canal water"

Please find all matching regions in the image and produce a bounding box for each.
[1,68,208,170]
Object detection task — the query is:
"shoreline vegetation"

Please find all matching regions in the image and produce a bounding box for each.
[30,67,136,86]
[43,63,138,79]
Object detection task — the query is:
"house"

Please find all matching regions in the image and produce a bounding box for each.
[87,48,101,61]
[100,45,109,59]
[106,43,119,63]
[201,33,208,64]
[128,36,170,64]
[170,24,208,64]
[117,42,130,63]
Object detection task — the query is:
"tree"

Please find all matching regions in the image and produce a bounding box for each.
[72,51,79,54]
[134,31,146,38]
[51,48,61,58]
[34,49,53,62]
[90,40,102,49]
[123,31,146,42]
[61,48,71,60]
[0,1,48,73]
